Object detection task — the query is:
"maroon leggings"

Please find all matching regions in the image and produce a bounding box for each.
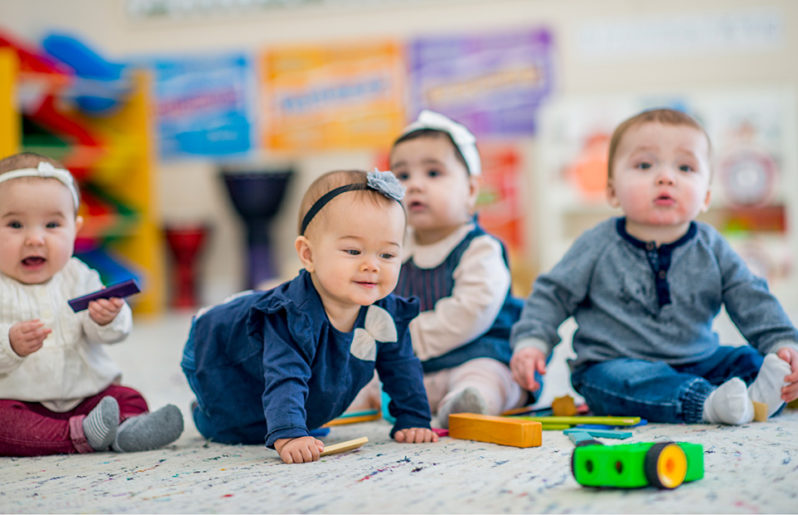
[0,384,148,456]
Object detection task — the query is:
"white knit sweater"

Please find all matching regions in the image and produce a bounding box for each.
[0,258,132,412]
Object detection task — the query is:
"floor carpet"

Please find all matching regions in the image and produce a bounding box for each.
[2,313,797,513]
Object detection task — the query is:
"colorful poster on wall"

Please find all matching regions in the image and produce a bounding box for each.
[408,28,554,137]
[477,144,524,254]
[261,40,406,151]
[146,53,255,160]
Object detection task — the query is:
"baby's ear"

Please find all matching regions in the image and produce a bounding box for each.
[605,180,620,208]
[294,235,315,273]
[74,215,84,232]
[466,175,480,212]
[700,189,712,212]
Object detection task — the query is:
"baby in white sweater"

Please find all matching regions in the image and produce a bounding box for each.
[0,152,183,456]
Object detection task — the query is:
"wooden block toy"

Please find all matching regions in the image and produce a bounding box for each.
[67,279,140,312]
[448,413,542,448]
[563,428,633,440]
[752,401,768,422]
[323,411,381,427]
[517,415,641,428]
[320,436,368,457]
[552,394,577,416]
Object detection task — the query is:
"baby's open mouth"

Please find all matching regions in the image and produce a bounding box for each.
[22,256,46,266]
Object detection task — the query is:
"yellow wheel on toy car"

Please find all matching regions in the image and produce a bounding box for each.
[644,442,687,489]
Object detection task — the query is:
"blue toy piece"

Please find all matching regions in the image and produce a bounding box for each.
[42,32,129,113]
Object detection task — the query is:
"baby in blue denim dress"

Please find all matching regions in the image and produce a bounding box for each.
[182,169,438,464]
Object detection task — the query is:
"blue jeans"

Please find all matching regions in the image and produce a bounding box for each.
[570,345,763,423]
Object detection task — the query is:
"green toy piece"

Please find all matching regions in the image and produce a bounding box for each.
[571,441,704,489]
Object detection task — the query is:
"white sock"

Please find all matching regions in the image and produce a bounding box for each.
[748,353,790,417]
[437,387,487,429]
[703,378,754,425]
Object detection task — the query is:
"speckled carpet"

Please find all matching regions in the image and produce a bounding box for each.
[2,313,797,514]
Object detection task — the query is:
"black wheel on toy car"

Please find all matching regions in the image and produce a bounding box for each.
[644,442,687,489]
[570,439,604,479]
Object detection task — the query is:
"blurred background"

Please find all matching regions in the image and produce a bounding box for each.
[2,0,797,319]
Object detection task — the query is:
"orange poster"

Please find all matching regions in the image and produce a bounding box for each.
[261,40,406,151]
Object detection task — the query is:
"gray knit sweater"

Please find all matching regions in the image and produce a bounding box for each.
[511,218,798,370]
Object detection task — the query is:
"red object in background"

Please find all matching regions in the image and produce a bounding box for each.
[164,225,209,309]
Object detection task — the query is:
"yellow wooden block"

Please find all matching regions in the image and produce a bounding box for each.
[322,412,381,427]
[448,413,542,448]
[551,394,577,416]
[320,437,368,457]
[752,401,768,422]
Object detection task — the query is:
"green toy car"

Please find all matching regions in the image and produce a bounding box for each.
[571,440,704,489]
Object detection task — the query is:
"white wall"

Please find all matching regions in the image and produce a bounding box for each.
[4,0,798,308]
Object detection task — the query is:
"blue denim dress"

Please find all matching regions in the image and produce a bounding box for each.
[181,270,431,447]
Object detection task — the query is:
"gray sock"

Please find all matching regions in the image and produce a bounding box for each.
[83,396,119,451]
[112,404,184,452]
[437,387,487,428]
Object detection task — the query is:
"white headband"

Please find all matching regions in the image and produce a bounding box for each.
[0,162,79,209]
[400,110,482,176]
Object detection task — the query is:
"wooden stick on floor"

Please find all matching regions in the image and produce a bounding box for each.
[320,436,369,457]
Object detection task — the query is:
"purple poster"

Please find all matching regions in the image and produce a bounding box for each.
[408,28,554,136]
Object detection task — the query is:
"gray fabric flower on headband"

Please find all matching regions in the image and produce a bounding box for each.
[367,169,405,202]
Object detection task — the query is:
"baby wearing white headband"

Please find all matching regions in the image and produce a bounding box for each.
[0,152,184,456]
[385,110,528,429]
[0,160,80,210]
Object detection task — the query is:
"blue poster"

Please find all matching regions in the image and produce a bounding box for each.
[146,53,255,159]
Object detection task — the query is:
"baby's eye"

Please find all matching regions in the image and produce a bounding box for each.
[380,252,397,260]
[344,248,361,256]
[46,221,61,229]
[394,172,409,181]
[635,162,652,170]
[426,169,440,178]
[6,221,22,229]
[679,164,694,173]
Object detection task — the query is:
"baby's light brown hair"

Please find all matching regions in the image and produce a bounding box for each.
[0,151,64,175]
[607,108,712,180]
[297,170,404,236]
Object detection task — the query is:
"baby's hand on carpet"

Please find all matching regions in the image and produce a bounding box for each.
[776,347,798,402]
[394,427,439,443]
[274,436,324,464]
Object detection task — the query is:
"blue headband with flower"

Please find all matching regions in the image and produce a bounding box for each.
[300,169,405,235]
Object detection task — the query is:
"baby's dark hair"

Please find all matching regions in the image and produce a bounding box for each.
[0,151,64,175]
[297,169,404,236]
[607,108,711,179]
[392,129,470,176]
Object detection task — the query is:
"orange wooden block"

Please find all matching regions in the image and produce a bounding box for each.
[448,413,542,448]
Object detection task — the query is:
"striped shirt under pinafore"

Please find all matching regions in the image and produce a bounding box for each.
[395,224,522,373]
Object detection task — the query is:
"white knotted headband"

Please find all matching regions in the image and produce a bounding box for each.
[0,161,80,209]
[399,110,482,176]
